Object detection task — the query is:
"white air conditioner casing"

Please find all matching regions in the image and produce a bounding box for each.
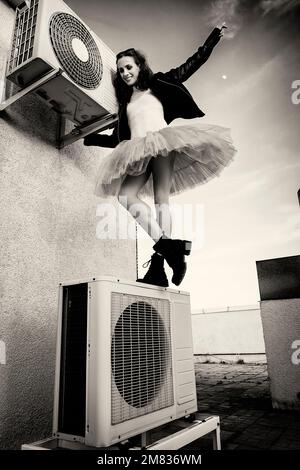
[6,0,117,124]
[53,276,197,448]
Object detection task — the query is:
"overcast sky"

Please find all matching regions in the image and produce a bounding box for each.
[67,0,300,310]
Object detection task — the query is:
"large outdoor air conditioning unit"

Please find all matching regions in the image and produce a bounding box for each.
[6,0,117,124]
[53,276,197,448]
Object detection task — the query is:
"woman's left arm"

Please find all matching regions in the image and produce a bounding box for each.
[162,26,224,83]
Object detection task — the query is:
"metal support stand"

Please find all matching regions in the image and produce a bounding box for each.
[213,420,221,450]
[21,415,221,451]
[142,415,221,450]
[141,431,149,449]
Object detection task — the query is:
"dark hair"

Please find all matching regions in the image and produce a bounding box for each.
[113,48,153,105]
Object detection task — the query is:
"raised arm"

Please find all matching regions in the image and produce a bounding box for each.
[162,26,224,83]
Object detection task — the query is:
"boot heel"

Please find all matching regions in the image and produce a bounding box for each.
[182,240,192,256]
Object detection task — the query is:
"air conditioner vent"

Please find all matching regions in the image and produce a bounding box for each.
[111,294,174,425]
[8,0,39,72]
[49,12,103,89]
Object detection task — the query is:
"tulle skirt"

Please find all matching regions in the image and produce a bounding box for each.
[94,122,236,199]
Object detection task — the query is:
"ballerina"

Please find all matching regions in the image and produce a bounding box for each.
[84,24,236,287]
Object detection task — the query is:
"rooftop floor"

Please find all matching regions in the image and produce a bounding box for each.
[145,363,300,451]
[188,363,300,450]
[19,363,300,452]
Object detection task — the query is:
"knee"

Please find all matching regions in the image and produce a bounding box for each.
[117,190,135,207]
[117,191,127,207]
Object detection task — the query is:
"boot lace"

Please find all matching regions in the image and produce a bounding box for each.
[142,258,152,268]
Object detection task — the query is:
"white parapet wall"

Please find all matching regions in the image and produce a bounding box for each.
[191,304,266,363]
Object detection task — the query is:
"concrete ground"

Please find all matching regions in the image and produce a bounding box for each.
[187,363,300,450]
[145,363,300,451]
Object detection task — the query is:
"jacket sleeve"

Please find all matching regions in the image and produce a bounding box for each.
[83,124,118,148]
[163,27,222,83]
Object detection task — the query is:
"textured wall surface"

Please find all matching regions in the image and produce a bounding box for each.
[260,299,300,410]
[0,2,135,449]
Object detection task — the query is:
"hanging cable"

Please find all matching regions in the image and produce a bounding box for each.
[135,221,139,279]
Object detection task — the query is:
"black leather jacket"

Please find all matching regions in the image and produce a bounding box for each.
[84,27,222,148]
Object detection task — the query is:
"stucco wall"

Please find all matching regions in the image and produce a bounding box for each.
[260,299,300,410]
[0,2,135,449]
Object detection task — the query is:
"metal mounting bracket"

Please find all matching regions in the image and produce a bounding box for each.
[0,68,63,112]
[56,113,118,149]
[0,62,118,148]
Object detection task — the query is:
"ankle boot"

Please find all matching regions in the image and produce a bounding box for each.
[152,236,192,286]
[136,252,169,287]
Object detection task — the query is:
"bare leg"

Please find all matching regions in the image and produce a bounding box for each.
[152,153,176,238]
[118,161,163,242]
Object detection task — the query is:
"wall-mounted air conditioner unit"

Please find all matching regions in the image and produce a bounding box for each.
[6,0,117,125]
[53,276,197,448]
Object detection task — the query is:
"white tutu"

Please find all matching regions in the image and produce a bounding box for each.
[94,122,236,199]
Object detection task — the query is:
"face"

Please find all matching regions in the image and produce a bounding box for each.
[117,56,140,87]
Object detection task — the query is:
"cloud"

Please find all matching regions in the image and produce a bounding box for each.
[207,0,300,36]
[222,157,300,202]
[260,0,300,15]
[207,0,244,38]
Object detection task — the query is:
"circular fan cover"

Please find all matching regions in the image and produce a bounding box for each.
[112,301,169,409]
[49,12,103,89]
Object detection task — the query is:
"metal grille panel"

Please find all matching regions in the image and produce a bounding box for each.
[111,293,174,425]
[8,0,39,72]
[49,12,103,89]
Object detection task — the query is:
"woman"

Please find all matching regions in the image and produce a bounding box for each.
[84,25,236,288]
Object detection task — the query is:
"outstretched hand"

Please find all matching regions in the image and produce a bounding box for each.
[218,22,228,37]
[83,133,99,146]
[203,25,225,49]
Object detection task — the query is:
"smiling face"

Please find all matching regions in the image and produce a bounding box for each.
[117,56,140,87]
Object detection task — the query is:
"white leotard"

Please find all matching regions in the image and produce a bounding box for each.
[127,88,167,138]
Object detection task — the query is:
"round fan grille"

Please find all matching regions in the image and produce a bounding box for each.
[112,302,169,409]
[49,12,103,89]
